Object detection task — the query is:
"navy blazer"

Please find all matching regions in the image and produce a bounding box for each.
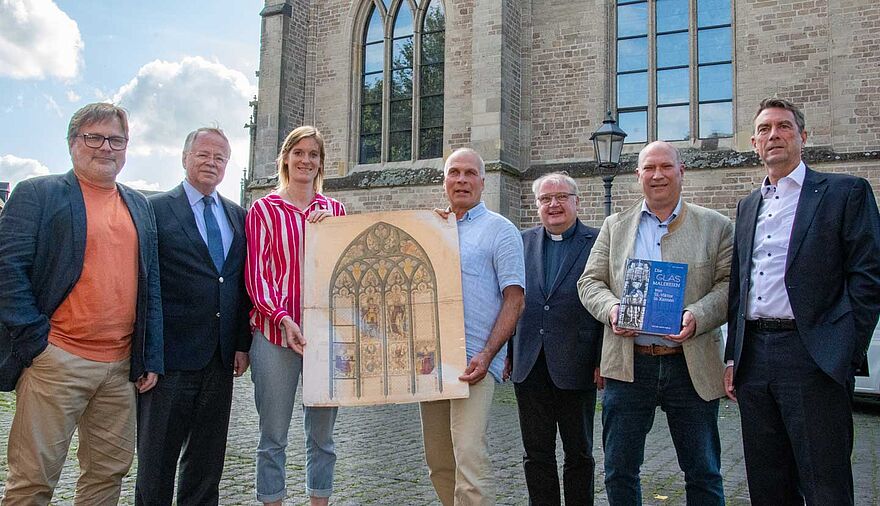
[0,171,164,391]
[726,166,880,386]
[149,184,251,371]
[511,220,603,389]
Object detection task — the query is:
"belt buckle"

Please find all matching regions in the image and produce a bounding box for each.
[649,344,662,356]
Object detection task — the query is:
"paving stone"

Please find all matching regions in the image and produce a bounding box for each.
[1,381,879,504]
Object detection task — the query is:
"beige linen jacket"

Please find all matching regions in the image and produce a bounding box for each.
[577,200,733,401]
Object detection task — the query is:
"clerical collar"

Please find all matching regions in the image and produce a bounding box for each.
[544,222,577,242]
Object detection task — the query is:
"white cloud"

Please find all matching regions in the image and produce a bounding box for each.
[121,179,162,192]
[0,154,53,188]
[65,90,80,102]
[0,0,83,80]
[112,56,256,202]
[44,94,62,117]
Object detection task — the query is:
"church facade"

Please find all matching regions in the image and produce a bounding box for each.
[246,0,880,228]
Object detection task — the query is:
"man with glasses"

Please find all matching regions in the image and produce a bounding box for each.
[505,172,603,505]
[0,102,163,505]
[578,141,732,505]
[135,128,252,505]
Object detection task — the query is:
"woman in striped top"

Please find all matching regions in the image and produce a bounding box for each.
[245,126,345,506]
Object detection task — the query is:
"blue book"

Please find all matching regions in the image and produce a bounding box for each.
[618,258,688,335]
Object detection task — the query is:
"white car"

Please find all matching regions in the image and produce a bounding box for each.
[854,322,880,398]
[720,322,880,398]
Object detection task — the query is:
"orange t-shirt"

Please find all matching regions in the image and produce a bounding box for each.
[48,177,139,362]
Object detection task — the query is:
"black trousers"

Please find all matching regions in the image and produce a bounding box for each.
[135,350,234,506]
[514,350,597,506]
[737,327,854,506]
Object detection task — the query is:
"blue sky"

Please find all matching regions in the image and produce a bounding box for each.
[0,0,263,202]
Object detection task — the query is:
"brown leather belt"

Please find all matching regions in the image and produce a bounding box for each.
[634,344,684,356]
[745,318,797,332]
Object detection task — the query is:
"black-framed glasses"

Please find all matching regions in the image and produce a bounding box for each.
[80,133,128,150]
[537,192,576,206]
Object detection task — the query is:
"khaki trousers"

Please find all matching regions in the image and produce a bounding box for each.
[419,376,496,506]
[3,343,135,506]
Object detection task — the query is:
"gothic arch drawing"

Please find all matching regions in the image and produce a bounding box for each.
[328,221,443,400]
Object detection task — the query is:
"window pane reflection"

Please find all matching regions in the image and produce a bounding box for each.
[420,64,443,95]
[419,128,443,159]
[389,131,411,161]
[361,104,382,135]
[698,27,731,64]
[618,37,648,72]
[699,64,732,101]
[699,102,733,138]
[424,0,445,32]
[362,73,383,104]
[392,38,413,69]
[618,72,648,108]
[658,105,690,140]
[698,0,731,27]
[420,96,443,128]
[366,8,384,43]
[364,43,384,74]
[393,5,413,36]
[619,111,647,143]
[391,69,412,99]
[360,134,381,164]
[656,0,688,32]
[618,2,648,38]
[657,68,689,105]
[657,32,689,68]
[421,33,444,64]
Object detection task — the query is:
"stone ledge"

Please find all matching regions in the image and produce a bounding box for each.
[246,148,880,192]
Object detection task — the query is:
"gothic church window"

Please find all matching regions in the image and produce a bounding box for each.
[358,0,445,164]
[328,222,443,400]
[616,0,732,144]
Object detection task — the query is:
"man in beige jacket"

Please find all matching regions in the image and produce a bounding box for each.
[577,141,732,505]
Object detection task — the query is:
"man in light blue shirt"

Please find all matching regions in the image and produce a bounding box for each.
[420,147,525,506]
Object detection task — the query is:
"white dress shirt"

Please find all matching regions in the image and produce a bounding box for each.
[746,161,806,319]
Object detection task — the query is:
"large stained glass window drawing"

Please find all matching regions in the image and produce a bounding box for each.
[329,222,442,400]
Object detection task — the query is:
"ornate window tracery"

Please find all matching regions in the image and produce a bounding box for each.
[329,222,443,400]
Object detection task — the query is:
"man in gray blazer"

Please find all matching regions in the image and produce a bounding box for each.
[578,141,732,505]
[506,172,603,505]
[0,103,163,505]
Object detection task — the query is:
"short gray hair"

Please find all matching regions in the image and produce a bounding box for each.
[444,148,485,177]
[67,103,129,148]
[531,171,578,197]
[183,127,230,153]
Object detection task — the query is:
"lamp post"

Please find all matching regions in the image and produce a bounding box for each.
[590,111,628,217]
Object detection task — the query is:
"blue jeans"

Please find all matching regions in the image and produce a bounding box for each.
[602,353,723,506]
[250,331,338,502]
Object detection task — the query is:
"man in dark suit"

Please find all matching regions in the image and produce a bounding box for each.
[725,97,880,505]
[135,127,252,505]
[0,102,163,505]
[505,172,603,505]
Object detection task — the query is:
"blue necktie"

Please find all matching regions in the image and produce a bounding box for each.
[202,195,225,272]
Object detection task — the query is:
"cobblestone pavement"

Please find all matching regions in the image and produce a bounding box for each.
[1,381,879,505]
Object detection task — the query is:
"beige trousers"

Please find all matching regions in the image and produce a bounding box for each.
[3,343,135,506]
[419,376,496,506]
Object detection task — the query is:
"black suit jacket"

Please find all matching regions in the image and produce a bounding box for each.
[511,220,603,389]
[726,166,880,386]
[149,184,251,371]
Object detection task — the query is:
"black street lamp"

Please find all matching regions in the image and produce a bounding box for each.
[590,111,628,217]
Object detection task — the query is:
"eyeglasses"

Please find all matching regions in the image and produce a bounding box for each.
[537,192,576,205]
[188,151,229,165]
[79,133,128,151]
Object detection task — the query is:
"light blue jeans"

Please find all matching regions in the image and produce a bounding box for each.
[250,331,338,502]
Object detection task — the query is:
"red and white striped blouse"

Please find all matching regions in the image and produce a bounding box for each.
[245,192,346,347]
